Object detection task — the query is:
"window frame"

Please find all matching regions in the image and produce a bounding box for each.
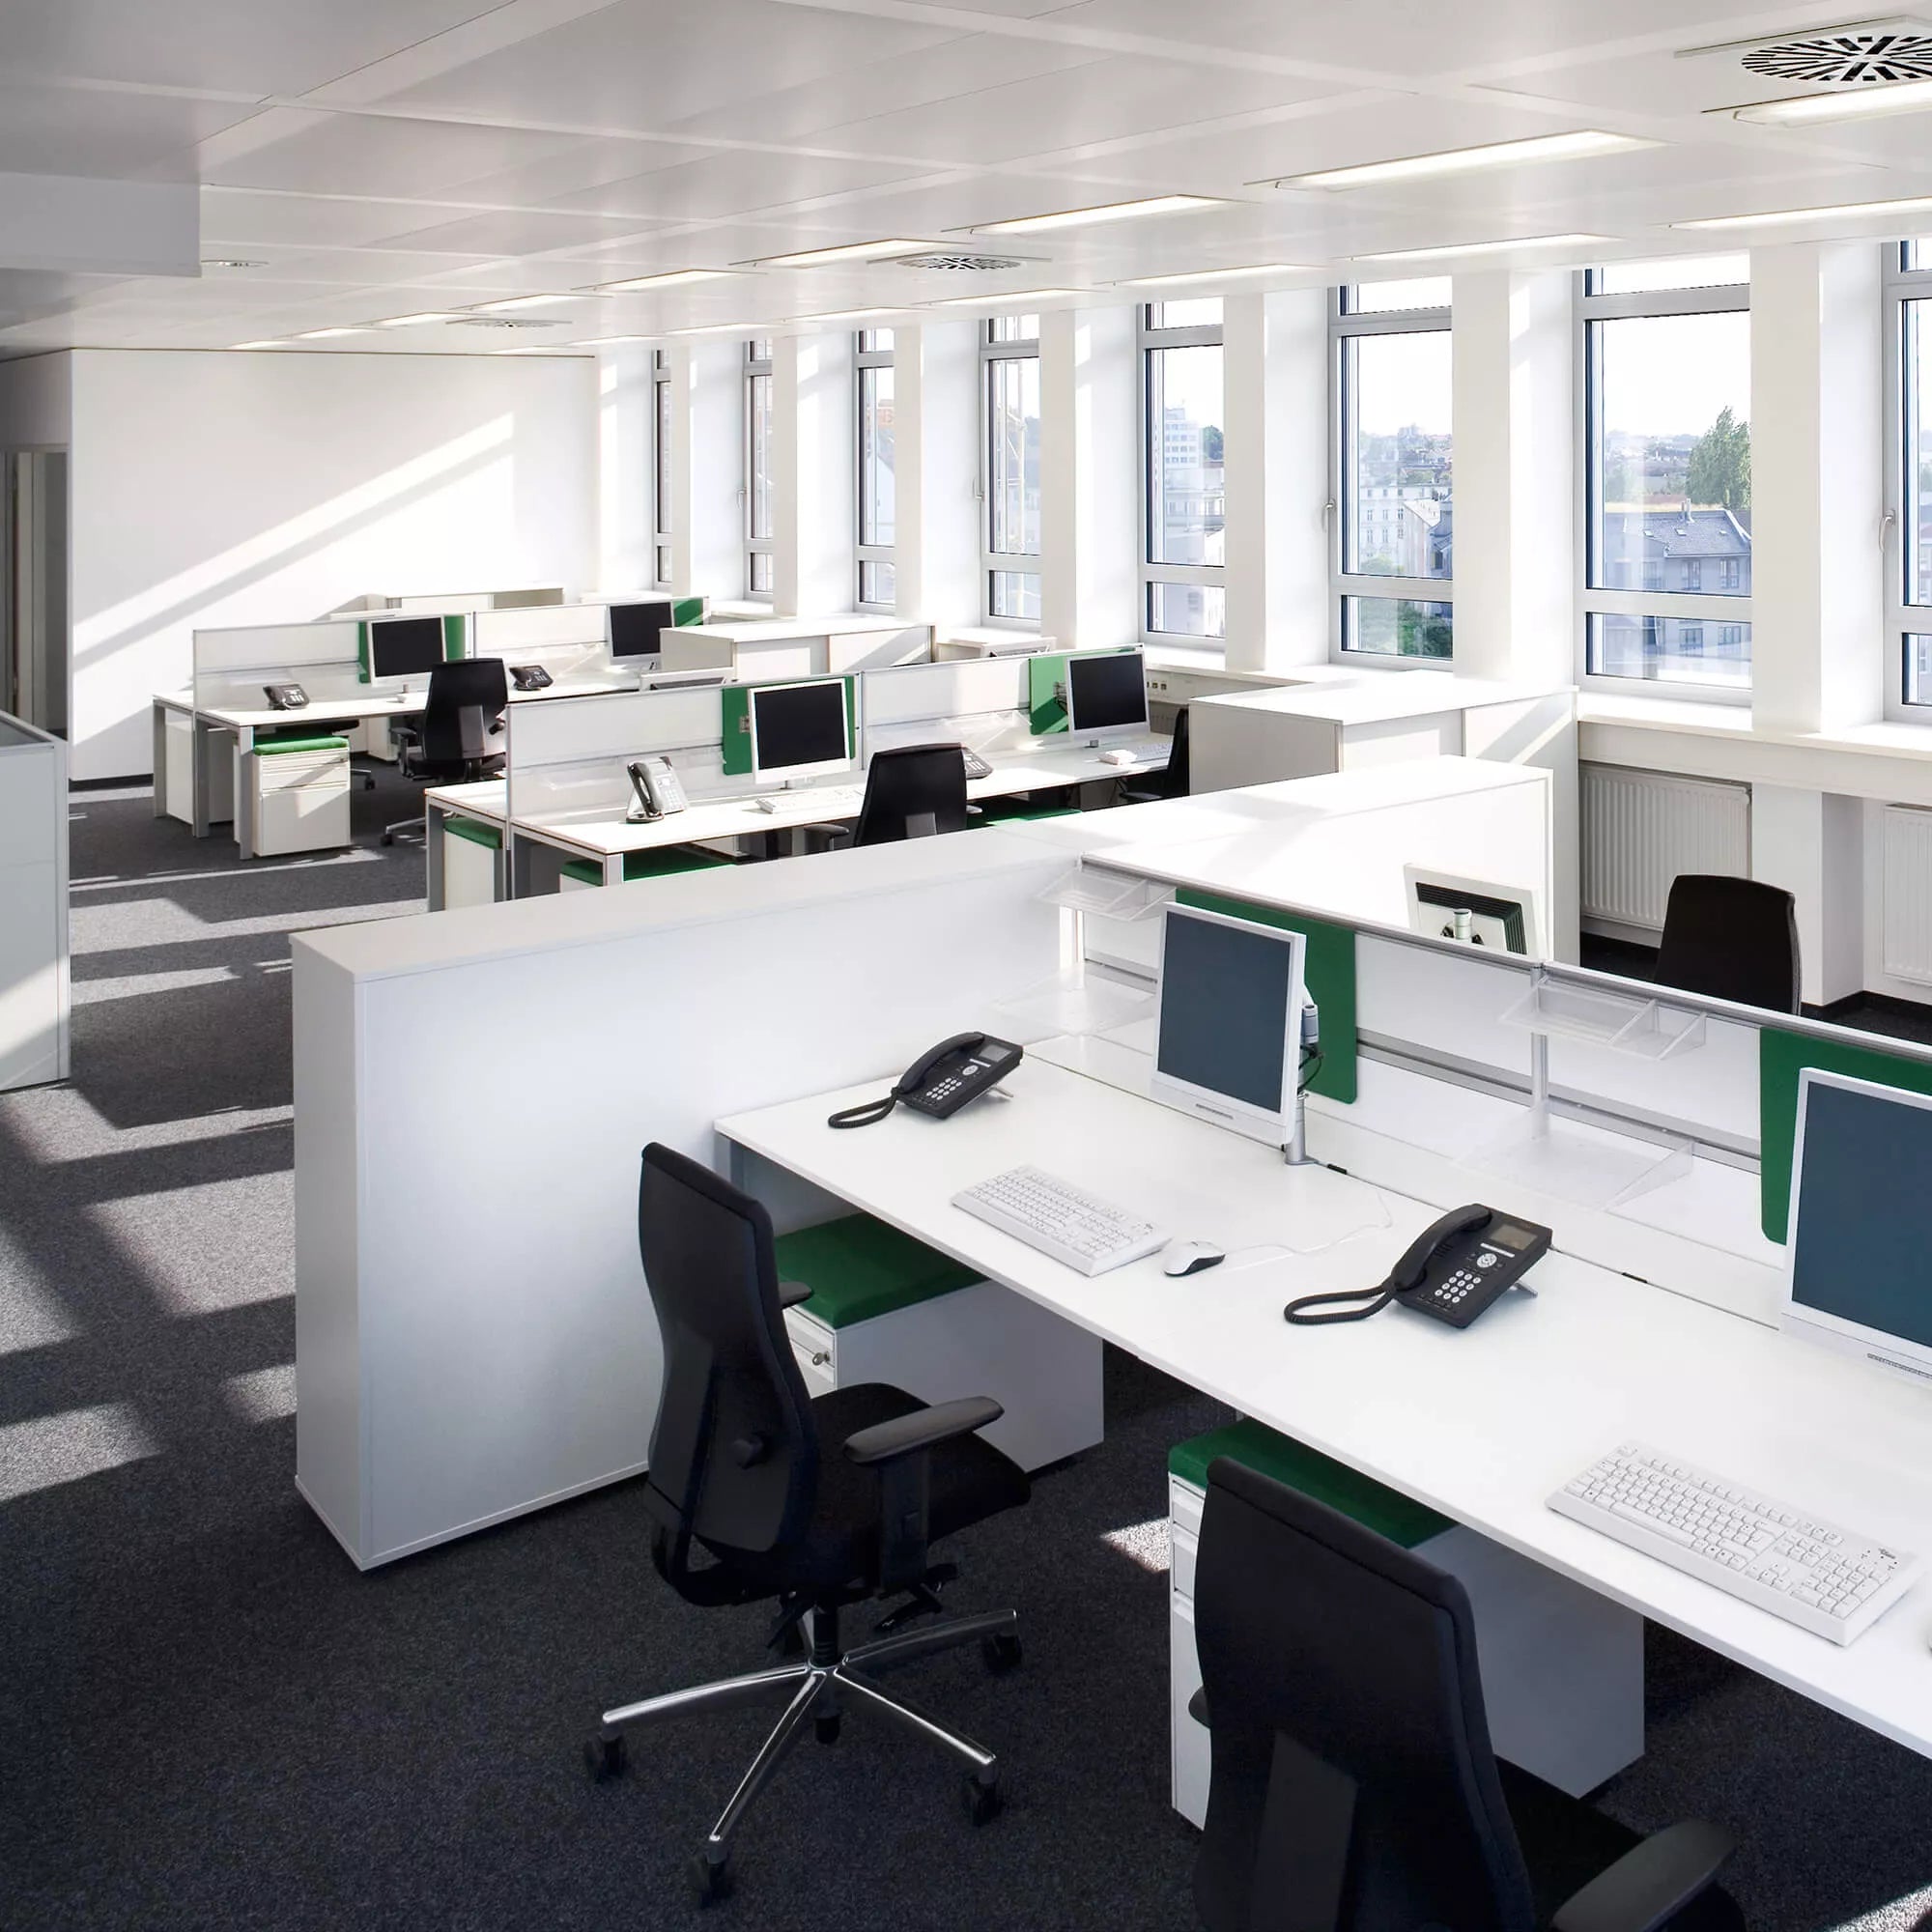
[855,330,896,613]
[1139,301,1226,645]
[1329,285,1455,668]
[980,316,1041,628]
[1576,269,1753,706]
[652,348,673,590]
[1886,242,1932,718]
[744,338,774,601]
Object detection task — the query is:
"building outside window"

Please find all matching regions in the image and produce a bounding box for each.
[1580,256,1751,696]
[745,338,773,599]
[1331,281,1453,662]
[856,329,895,611]
[652,349,673,588]
[1141,299,1225,642]
[1888,241,1932,713]
[981,315,1040,624]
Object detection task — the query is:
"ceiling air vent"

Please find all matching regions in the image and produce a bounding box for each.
[446,316,567,329]
[1741,27,1932,82]
[889,252,1027,271]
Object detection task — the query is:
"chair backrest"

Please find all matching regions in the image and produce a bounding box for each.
[1654,872,1801,1014]
[1162,704,1191,799]
[1191,1458,1538,1932]
[853,743,970,846]
[636,1144,819,1562]
[420,656,508,769]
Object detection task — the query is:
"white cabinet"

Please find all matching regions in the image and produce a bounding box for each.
[0,712,69,1091]
[247,740,350,857]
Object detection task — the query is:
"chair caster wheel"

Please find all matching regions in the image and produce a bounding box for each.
[690,1851,732,1904]
[963,1774,1002,1826]
[583,1729,628,1782]
[381,832,394,847]
[814,1714,840,1744]
[981,1632,1022,1674]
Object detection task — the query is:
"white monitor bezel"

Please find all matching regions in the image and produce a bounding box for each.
[1781,1066,1932,1386]
[606,598,669,664]
[1149,902,1308,1148]
[1064,648,1149,743]
[749,677,854,784]
[1403,865,1545,959]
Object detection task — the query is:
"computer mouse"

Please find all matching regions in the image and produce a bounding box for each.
[1161,1239,1225,1278]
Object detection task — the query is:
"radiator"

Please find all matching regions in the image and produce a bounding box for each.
[1882,806,1932,985]
[1580,764,1750,932]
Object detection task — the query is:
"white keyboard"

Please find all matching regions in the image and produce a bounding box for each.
[1548,1441,1921,1645]
[952,1165,1168,1276]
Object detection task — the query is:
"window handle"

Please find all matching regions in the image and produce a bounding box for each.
[1881,508,1898,554]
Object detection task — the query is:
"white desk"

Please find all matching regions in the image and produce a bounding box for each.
[718,1054,1932,1766]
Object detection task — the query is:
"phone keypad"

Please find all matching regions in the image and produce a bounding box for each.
[1435,1267,1483,1306]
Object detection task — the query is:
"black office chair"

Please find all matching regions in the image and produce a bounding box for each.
[1122,703,1191,803]
[1189,1458,1743,1932]
[587,1145,1030,1903]
[839,743,972,846]
[381,656,508,846]
[1654,873,1801,1014]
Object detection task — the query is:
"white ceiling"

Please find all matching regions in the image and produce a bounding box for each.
[8,0,1932,357]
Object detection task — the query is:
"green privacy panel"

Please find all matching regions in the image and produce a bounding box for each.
[355,620,371,683]
[1026,645,1140,736]
[720,676,855,779]
[1759,1029,1932,1241]
[672,596,706,627]
[1174,890,1358,1105]
[441,613,466,660]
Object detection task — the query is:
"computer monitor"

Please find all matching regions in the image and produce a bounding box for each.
[748,678,852,784]
[1782,1068,1932,1387]
[1064,649,1148,743]
[368,614,448,681]
[1404,866,1545,958]
[1151,903,1309,1148]
[609,599,672,662]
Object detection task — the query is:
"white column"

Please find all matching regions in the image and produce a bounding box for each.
[671,340,742,602]
[1038,303,1138,651]
[1749,242,1884,735]
[773,329,855,616]
[1753,783,1864,1005]
[596,345,651,592]
[1450,270,1575,686]
[895,320,979,630]
[1222,289,1328,672]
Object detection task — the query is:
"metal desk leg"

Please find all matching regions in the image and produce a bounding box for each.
[233,726,256,856]
[153,703,168,819]
[424,802,446,911]
[191,717,215,837]
[603,853,624,887]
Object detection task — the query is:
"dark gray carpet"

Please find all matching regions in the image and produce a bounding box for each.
[4,786,1932,1930]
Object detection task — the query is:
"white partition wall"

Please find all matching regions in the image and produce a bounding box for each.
[0,713,69,1090]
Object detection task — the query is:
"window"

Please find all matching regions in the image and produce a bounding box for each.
[981,316,1040,623]
[1141,300,1225,641]
[856,330,895,611]
[1889,244,1932,712]
[1332,284,1453,661]
[745,338,773,599]
[1581,262,1751,696]
[652,349,673,588]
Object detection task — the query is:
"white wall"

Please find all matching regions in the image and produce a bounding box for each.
[66,348,597,781]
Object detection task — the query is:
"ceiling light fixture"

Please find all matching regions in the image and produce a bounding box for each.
[1729,77,1932,124]
[293,327,373,339]
[1673,193,1932,230]
[925,288,1083,307]
[1274,129,1656,192]
[377,311,466,327]
[1121,263,1308,286]
[471,294,582,313]
[749,240,931,270]
[971,195,1222,236]
[231,339,286,350]
[668,322,764,336]
[491,345,580,355]
[569,335,652,346]
[790,307,914,324]
[595,269,735,292]
[201,257,267,270]
[1353,232,1610,263]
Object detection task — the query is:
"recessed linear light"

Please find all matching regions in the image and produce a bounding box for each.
[471,294,582,313]
[293,327,373,339]
[569,335,652,347]
[201,257,267,270]
[1730,79,1932,127]
[1353,232,1610,264]
[971,195,1222,236]
[1121,263,1308,287]
[925,288,1083,307]
[1673,194,1932,231]
[595,270,735,292]
[790,307,915,325]
[668,322,764,336]
[377,311,466,327]
[492,345,582,355]
[750,240,931,270]
[1273,129,1656,192]
[231,339,286,350]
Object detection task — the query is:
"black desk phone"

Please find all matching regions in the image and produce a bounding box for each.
[828,1033,1025,1129]
[627,755,688,821]
[510,664,553,692]
[263,683,309,710]
[1284,1204,1552,1330]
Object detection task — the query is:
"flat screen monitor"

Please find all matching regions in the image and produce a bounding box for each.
[1783,1069,1932,1387]
[609,599,672,661]
[749,678,852,784]
[369,615,447,680]
[1151,903,1308,1147]
[1404,866,1545,958]
[1065,649,1148,742]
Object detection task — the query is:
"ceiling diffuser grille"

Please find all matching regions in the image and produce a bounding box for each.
[1740,29,1932,83]
[890,252,1026,271]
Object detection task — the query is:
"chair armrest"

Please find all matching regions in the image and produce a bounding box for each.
[778,1279,814,1309]
[1551,1821,1736,1932]
[843,1395,1003,1466]
[1187,1687,1208,1726]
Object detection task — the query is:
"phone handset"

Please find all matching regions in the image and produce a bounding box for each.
[628,756,688,821]
[897,1033,984,1096]
[827,1032,1024,1129]
[1283,1204,1496,1327]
